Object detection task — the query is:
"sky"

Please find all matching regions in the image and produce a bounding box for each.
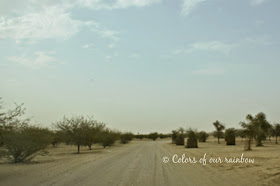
[0,0,280,133]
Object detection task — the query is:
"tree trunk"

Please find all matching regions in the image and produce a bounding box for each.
[0,133,4,146]
[276,136,278,144]
[245,137,252,151]
[248,138,251,150]
[77,145,80,154]
[218,136,220,144]
[88,145,92,150]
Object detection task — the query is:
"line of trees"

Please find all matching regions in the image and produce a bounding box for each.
[170,112,280,151]
[134,132,170,141]
[0,99,134,163]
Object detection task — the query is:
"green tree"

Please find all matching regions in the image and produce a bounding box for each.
[213,121,225,144]
[241,113,271,147]
[55,116,101,153]
[274,124,280,144]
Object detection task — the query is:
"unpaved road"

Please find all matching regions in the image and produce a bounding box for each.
[0,141,256,186]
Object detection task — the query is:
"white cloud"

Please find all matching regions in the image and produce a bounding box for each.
[105,55,112,60]
[129,53,141,58]
[108,43,115,48]
[77,0,161,10]
[173,49,183,55]
[181,0,207,16]
[0,6,94,42]
[192,67,226,75]
[82,44,94,49]
[100,30,120,41]
[186,41,235,54]
[7,51,56,68]
[0,1,120,44]
[245,35,272,46]
[115,0,161,8]
[251,0,268,6]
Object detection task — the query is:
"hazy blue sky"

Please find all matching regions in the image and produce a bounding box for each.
[1,0,279,133]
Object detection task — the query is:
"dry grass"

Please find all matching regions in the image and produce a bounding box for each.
[164,136,280,186]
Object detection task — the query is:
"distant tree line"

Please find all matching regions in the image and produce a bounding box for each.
[134,132,170,141]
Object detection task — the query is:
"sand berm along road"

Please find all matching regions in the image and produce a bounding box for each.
[1,140,252,186]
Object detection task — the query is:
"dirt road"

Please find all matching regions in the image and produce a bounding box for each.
[0,141,263,186]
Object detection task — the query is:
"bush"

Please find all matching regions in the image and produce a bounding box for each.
[148,132,158,141]
[198,131,209,142]
[120,132,134,144]
[186,129,198,148]
[1,124,51,163]
[225,128,236,145]
[0,99,51,163]
[100,130,118,148]
[175,133,185,145]
[171,130,178,144]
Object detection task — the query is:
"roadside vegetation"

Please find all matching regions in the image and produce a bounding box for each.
[170,112,279,151]
[0,98,134,163]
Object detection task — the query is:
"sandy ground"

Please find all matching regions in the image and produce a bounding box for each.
[0,137,279,186]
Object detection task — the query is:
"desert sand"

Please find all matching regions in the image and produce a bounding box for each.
[0,137,279,186]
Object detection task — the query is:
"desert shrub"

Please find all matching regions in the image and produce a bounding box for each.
[1,124,51,163]
[198,131,209,142]
[120,132,134,144]
[175,134,185,145]
[0,99,51,163]
[148,132,158,141]
[0,98,26,147]
[186,129,198,148]
[225,128,236,145]
[99,129,118,148]
[174,128,185,145]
